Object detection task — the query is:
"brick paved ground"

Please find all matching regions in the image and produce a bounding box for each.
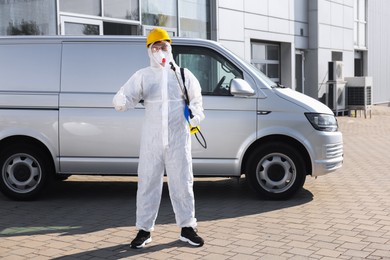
[0,106,390,260]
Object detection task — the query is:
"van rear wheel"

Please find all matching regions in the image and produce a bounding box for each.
[246,142,306,199]
[0,144,51,200]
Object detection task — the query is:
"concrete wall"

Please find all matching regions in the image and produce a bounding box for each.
[367,0,390,104]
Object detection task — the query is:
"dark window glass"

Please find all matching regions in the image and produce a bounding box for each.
[103,22,139,35]
[267,45,279,60]
[267,64,279,79]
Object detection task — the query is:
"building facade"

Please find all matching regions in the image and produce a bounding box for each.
[0,0,211,38]
[1,0,389,106]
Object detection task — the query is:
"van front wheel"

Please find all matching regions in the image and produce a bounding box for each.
[0,145,51,200]
[246,142,306,199]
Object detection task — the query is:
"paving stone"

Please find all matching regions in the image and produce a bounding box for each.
[1,106,390,259]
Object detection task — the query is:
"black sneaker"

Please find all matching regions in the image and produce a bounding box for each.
[130,230,152,249]
[180,227,204,247]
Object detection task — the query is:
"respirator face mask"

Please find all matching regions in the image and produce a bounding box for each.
[150,41,171,67]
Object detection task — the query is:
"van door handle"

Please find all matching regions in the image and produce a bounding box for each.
[257,111,271,115]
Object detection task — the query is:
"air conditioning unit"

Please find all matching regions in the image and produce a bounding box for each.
[328,61,344,81]
[345,77,373,118]
[326,81,346,112]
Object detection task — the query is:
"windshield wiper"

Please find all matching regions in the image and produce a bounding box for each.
[272,82,286,88]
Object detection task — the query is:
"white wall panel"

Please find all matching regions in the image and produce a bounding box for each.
[343,28,354,50]
[318,0,331,24]
[218,0,243,10]
[330,2,344,27]
[219,40,245,60]
[244,13,268,31]
[269,0,290,19]
[331,26,344,49]
[244,0,268,15]
[344,0,354,7]
[269,17,291,35]
[367,0,390,104]
[343,5,354,29]
[218,8,244,41]
[318,24,331,49]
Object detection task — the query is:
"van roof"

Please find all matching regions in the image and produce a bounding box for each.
[0,35,219,48]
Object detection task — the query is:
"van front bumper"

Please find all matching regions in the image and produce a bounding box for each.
[312,141,343,176]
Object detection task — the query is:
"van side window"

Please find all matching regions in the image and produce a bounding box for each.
[173,46,243,96]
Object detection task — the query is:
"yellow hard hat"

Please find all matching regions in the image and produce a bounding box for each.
[146,28,172,47]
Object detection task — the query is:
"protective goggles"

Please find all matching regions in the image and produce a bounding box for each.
[150,41,171,53]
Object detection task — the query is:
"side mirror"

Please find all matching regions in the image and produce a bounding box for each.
[230,78,255,97]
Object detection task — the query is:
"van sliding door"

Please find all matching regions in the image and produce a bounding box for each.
[59,41,148,174]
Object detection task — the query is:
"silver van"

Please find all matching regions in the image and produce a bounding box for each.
[0,36,343,200]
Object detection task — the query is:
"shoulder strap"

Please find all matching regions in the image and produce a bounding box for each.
[180,67,185,85]
[180,67,190,105]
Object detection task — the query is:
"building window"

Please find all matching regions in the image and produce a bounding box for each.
[141,0,211,39]
[60,16,103,35]
[0,0,56,35]
[104,22,139,35]
[0,0,211,38]
[141,0,177,28]
[251,42,280,83]
[179,0,210,39]
[59,0,140,36]
[354,0,366,48]
[104,0,139,20]
[59,0,139,21]
[59,0,101,16]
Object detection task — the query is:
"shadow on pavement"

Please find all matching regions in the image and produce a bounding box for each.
[0,177,313,238]
[52,241,194,260]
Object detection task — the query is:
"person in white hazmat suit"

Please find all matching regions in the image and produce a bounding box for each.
[113,28,205,249]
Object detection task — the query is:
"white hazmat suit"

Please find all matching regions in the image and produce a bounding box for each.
[113,41,205,232]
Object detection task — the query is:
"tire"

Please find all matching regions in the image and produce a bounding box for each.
[246,142,306,199]
[0,144,52,200]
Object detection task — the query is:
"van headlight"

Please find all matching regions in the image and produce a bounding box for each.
[305,113,338,132]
